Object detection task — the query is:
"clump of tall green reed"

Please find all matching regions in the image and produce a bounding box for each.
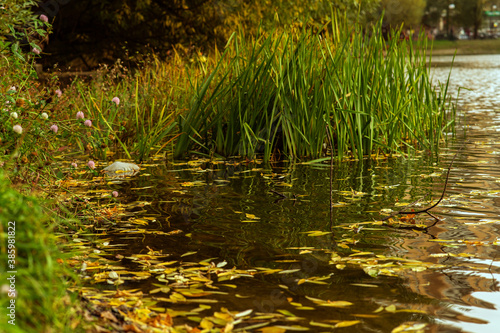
[174,15,455,161]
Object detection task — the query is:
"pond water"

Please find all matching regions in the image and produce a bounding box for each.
[76,54,500,332]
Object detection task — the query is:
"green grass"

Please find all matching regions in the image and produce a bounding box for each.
[0,173,80,333]
[172,16,456,162]
[57,16,457,163]
[430,38,500,55]
[68,55,190,161]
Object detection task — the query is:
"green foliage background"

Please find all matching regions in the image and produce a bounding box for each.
[39,0,380,68]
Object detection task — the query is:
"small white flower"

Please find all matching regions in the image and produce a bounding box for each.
[10,112,18,119]
[13,125,22,134]
[8,86,16,92]
[41,112,48,119]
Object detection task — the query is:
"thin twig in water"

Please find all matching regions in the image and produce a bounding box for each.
[269,190,287,199]
[381,144,465,221]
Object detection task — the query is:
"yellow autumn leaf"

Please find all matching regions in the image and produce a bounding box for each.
[319,300,353,307]
[391,322,427,333]
[214,311,233,322]
[275,325,309,331]
[200,318,214,329]
[258,327,286,333]
[385,304,397,313]
[310,321,336,328]
[335,320,361,328]
[277,309,296,317]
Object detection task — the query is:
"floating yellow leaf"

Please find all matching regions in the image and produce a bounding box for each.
[335,320,360,328]
[275,325,309,331]
[279,269,301,274]
[200,318,214,329]
[258,327,286,333]
[277,309,296,317]
[391,322,427,333]
[214,311,233,323]
[245,213,260,219]
[385,304,397,313]
[353,314,379,318]
[310,321,336,328]
[351,283,378,288]
[349,252,374,256]
[319,301,353,307]
[235,309,253,318]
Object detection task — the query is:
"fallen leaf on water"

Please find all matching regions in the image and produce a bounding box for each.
[350,283,378,288]
[391,322,427,333]
[245,213,260,219]
[275,325,310,331]
[277,309,297,317]
[310,321,336,328]
[305,296,352,307]
[235,309,253,318]
[335,320,361,328]
[385,304,397,313]
[258,327,286,333]
[302,230,332,237]
[279,269,301,274]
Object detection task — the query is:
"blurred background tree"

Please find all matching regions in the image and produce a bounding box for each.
[454,0,484,39]
[12,0,499,70]
[33,0,380,69]
[379,0,426,29]
[422,0,449,28]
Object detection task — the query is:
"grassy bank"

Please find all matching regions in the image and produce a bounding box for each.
[430,38,500,55]
[0,173,80,332]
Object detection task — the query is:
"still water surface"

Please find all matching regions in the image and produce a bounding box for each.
[83,54,500,332]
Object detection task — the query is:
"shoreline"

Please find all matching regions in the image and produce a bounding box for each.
[428,39,500,56]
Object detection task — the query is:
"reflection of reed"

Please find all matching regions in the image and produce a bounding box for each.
[404,269,497,309]
[394,219,499,313]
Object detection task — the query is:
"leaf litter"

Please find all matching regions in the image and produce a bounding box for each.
[56,157,500,332]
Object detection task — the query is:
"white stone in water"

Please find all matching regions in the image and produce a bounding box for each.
[102,161,140,176]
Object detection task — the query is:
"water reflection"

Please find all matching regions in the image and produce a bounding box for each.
[90,154,491,332]
[431,54,500,112]
[76,54,500,332]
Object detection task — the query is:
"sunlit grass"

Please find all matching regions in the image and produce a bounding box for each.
[67,16,455,163]
[0,174,80,333]
[173,16,455,162]
[72,55,190,161]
